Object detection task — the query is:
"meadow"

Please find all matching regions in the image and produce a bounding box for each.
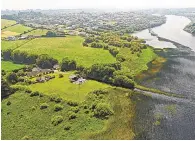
[29,72,109,102]
[1,19,16,29]
[1,87,136,140]
[24,29,48,36]
[1,40,30,51]
[118,47,157,76]
[2,24,33,34]
[1,61,25,72]
[15,36,116,67]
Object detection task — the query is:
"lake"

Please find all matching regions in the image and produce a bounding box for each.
[133,15,195,51]
[133,15,195,139]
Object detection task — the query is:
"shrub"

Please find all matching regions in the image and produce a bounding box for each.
[92,89,108,95]
[25,89,32,94]
[31,106,36,111]
[40,103,49,109]
[60,57,76,71]
[70,107,79,113]
[21,135,31,140]
[7,101,11,106]
[30,91,40,97]
[50,96,62,103]
[6,72,18,84]
[67,101,78,106]
[51,115,63,126]
[64,124,71,130]
[68,111,77,120]
[94,103,114,119]
[54,104,63,111]
[59,74,64,78]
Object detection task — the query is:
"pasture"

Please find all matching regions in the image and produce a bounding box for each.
[2,24,33,34]
[1,40,30,51]
[1,19,17,29]
[1,61,25,72]
[29,72,109,102]
[15,36,116,67]
[24,29,48,36]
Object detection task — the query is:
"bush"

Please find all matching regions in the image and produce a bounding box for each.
[54,104,63,111]
[31,106,36,111]
[6,72,18,84]
[7,101,11,106]
[25,89,32,93]
[94,103,114,119]
[40,103,49,109]
[51,115,63,126]
[64,124,71,130]
[30,91,40,97]
[50,96,62,103]
[67,101,78,106]
[68,111,77,120]
[21,135,32,140]
[92,89,108,95]
[113,75,135,89]
[59,74,64,78]
[70,107,79,113]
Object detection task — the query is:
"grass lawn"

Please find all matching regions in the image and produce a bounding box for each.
[1,19,17,29]
[1,40,31,51]
[28,72,109,102]
[1,61,25,72]
[2,24,33,34]
[15,36,116,67]
[119,47,157,76]
[24,29,48,36]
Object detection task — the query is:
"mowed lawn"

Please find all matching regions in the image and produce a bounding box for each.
[1,40,30,51]
[24,29,48,36]
[1,19,17,29]
[119,47,157,76]
[1,61,25,72]
[15,36,116,67]
[29,72,109,102]
[2,24,33,34]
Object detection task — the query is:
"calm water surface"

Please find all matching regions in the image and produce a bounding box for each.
[133,15,195,139]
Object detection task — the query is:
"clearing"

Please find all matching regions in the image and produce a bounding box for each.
[28,71,109,102]
[2,24,33,34]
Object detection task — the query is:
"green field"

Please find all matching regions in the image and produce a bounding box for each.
[24,29,48,36]
[15,36,116,67]
[2,24,33,34]
[1,19,17,29]
[1,61,25,72]
[1,87,136,140]
[118,47,157,76]
[1,40,30,51]
[29,72,109,102]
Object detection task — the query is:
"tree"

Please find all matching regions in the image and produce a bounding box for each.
[46,31,57,37]
[6,72,18,84]
[36,55,58,69]
[2,49,12,60]
[113,75,134,89]
[60,57,76,71]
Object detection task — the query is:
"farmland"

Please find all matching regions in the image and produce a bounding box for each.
[15,36,116,67]
[24,29,48,36]
[1,61,25,72]
[2,24,33,34]
[1,19,16,29]
[1,40,30,51]
[29,72,109,102]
